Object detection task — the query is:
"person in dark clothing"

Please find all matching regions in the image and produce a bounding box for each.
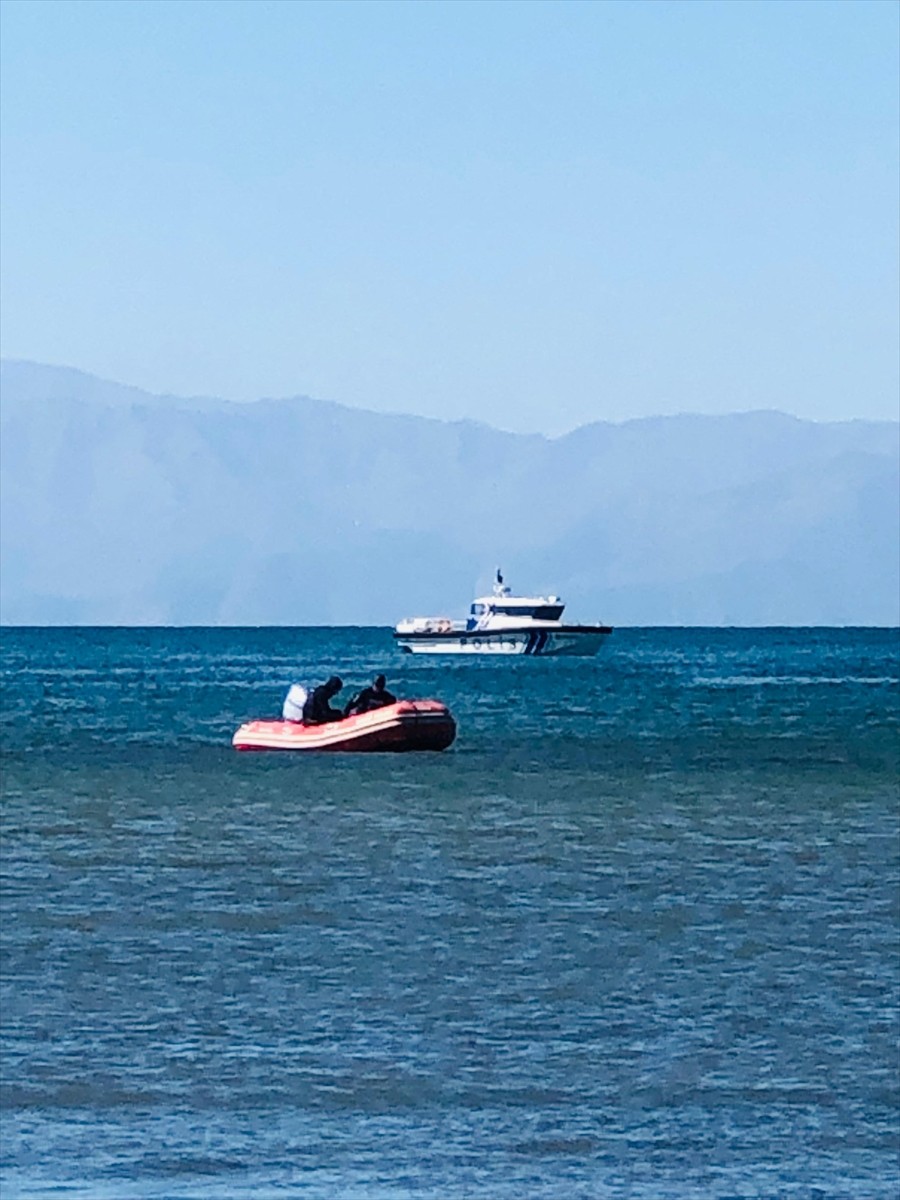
[344,674,397,717]
[302,676,345,724]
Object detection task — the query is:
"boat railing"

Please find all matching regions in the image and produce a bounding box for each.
[398,617,466,634]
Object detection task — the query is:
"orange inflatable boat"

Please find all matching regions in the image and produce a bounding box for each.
[232,700,456,753]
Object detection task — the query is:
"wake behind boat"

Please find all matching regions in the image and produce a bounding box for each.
[394,571,612,657]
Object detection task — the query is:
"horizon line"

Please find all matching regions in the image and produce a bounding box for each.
[2,622,898,632]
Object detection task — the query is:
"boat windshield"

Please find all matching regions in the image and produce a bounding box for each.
[492,604,564,621]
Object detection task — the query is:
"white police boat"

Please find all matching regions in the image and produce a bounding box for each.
[394,571,612,656]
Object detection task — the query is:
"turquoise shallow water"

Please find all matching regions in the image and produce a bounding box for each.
[1,627,898,1198]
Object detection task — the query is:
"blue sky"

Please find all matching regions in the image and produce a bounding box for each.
[1,0,897,433]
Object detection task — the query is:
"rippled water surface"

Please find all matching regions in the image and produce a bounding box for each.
[2,627,898,1198]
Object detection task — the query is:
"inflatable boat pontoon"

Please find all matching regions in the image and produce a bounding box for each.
[233,700,456,753]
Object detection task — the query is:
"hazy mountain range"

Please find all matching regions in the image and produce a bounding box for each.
[1,359,897,625]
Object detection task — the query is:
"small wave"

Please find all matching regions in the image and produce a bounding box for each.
[693,675,899,688]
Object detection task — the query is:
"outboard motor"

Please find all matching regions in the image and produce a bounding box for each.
[282,683,308,722]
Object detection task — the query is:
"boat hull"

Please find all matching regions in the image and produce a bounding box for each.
[394,626,612,656]
[233,700,456,752]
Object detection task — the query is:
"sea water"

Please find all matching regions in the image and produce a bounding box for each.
[1,627,898,1199]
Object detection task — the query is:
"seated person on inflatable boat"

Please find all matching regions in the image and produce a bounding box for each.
[343,674,396,717]
[301,676,346,725]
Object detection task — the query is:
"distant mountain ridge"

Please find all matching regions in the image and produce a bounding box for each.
[1,360,897,625]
